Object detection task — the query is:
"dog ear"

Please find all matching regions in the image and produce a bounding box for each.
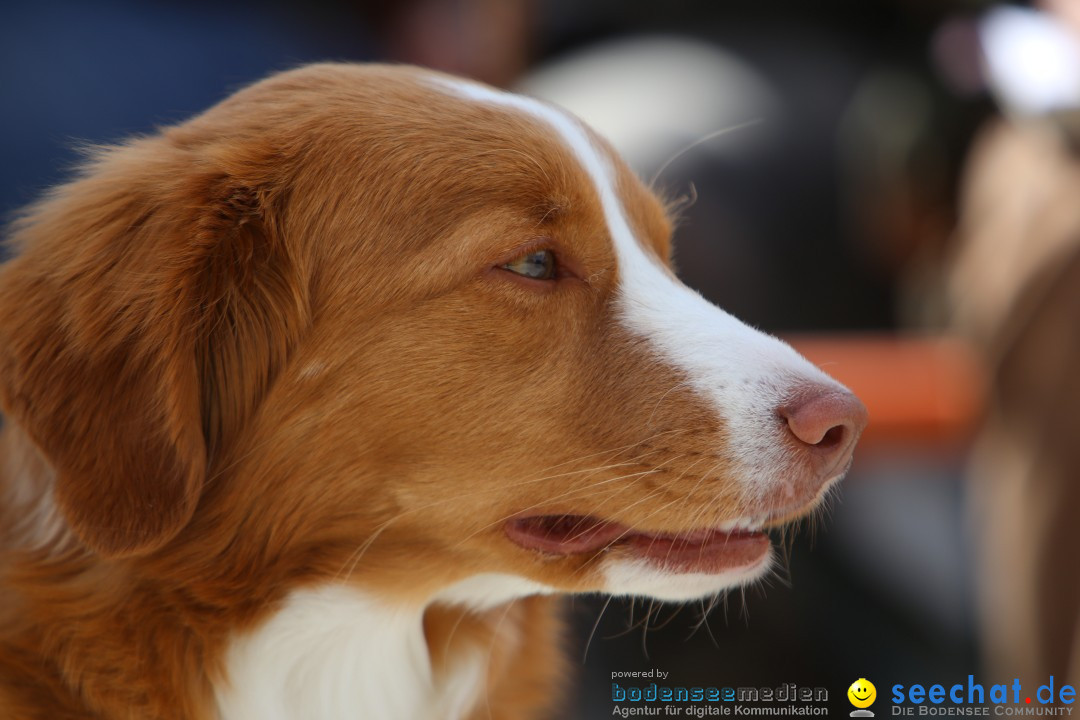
[0,137,301,557]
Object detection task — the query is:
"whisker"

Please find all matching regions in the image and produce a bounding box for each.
[648,120,764,188]
[606,598,652,640]
[665,458,729,567]
[697,595,722,648]
[438,604,472,662]
[583,595,614,663]
[597,456,715,565]
[481,598,520,720]
[331,434,690,577]
[559,455,691,546]
[645,602,684,633]
[641,600,657,660]
[454,459,686,552]
[645,380,692,428]
[334,516,396,582]
[562,456,717,584]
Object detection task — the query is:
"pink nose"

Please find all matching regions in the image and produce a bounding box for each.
[779,386,868,474]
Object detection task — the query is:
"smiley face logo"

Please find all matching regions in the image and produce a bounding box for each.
[848,679,877,709]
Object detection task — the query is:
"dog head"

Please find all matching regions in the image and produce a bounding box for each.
[0,64,865,605]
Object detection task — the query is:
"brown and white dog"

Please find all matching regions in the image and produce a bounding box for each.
[0,64,866,719]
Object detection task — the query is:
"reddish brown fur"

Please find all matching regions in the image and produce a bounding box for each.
[0,64,756,718]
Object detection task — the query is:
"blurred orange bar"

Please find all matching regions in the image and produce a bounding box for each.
[786,334,986,448]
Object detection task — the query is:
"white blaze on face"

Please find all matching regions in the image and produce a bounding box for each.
[430,75,838,486]
[430,76,842,596]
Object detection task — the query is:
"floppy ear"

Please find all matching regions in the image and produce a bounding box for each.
[0,137,302,557]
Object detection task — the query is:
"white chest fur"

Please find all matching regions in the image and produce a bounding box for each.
[214,585,486,720]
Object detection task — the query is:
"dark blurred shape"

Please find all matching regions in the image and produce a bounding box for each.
[364,0,533,87]
[933,17,986,98]
[947,5,1080,687]
[0,0,377,228]
[950,116,1080,693]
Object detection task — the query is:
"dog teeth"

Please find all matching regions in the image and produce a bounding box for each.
[718,516,766,533]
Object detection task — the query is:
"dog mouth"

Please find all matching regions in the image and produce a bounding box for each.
[504,515,772,574]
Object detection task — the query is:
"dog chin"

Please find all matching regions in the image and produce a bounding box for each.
[600,548,775,602]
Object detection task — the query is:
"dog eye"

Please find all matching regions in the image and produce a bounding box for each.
[502,249,556,280]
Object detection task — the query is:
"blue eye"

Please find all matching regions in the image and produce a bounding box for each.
[502,249,556,280]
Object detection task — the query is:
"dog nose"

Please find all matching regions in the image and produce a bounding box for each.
[779,386,868,473]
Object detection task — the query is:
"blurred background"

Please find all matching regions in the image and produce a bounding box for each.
[3,0,1079,716]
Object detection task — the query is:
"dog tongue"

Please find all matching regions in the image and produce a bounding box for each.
[504,515,770,573]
